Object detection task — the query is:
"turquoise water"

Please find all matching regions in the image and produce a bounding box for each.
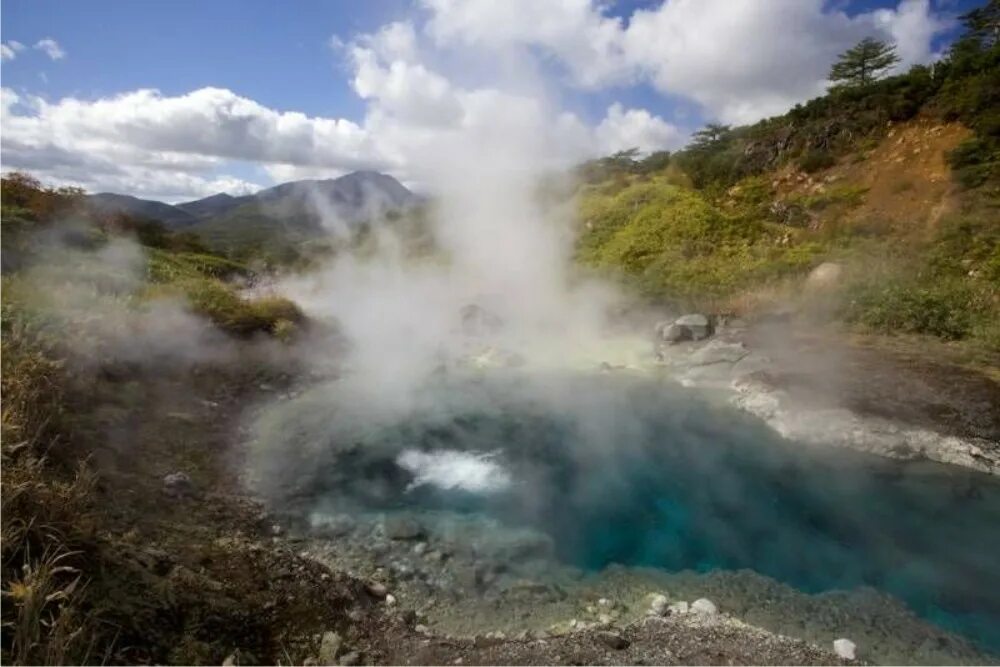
[301,373,1000,655]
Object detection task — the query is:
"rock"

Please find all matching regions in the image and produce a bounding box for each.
[691,598,717,615]
[806,261,844,292]
[648,593,669,616]
[385,593,397,606]
[689,340,749,366]
[596,630,628,650]
[309,513,356,538]
[668,601,689,615]
[675,314,712,340]
[338,650,361,666]
[414,624,429,635]
[412,542,427,556]
[162,472,194,499]
[222,652,237,666]
[833,638,856,660]
[383,515,425,540]
[597,597,611,607]
[365,581,388,599]
[318,631,342,665]
[660,323,692,344]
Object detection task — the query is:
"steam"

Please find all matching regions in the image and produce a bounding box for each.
[279,56,644,417]
[397,449,511,493]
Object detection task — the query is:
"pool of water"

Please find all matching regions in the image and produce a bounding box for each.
[253,371,1000,655]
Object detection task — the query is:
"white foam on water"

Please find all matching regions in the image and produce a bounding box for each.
[396,448,511,493]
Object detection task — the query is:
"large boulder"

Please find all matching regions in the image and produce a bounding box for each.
[660,323,692,344]
[675,313,712,340]
[805,262,843,292]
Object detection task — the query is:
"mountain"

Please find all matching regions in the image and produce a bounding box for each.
[175,192,252,220]
[88,192,199,227]
[185,171,419,254]
[87,171,419,257]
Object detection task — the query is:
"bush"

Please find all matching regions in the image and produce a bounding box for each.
[843,278,975,339]
[798,148,837,173]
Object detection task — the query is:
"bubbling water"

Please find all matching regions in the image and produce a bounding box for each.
[248,369,1000,657]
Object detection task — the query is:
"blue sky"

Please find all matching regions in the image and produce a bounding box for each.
[0,0,982,201]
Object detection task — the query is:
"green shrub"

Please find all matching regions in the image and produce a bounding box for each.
[798,149,837,173]
[843,278,975,339]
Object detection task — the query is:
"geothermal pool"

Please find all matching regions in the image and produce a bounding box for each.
[250,370,1000,657]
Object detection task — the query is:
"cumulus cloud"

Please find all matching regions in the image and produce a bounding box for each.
[1,40,26,62]
[1,86,391,200]
[420,0,950,124]
[1,1,951,198]
[34,38,66,61]
[596,103,683,154]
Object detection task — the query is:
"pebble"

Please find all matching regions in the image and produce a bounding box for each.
[648,593,669,616]
[691,598,717,615]
[318,631,341,665]
[385,593,397,606]
[365,582,388,599]
[833,638,857,660]
[413,542,427,556]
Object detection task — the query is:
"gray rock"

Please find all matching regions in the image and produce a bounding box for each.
[691,598,717,615]
[162,472,194,499]
[365,581,388,599]
[675,314,712,340]
[833,638,856,660]
[596,630,628,650]
[660,323,692,344]
[318,631,342,665]
[383,515,425,540]
[668,601,689,615]
[689,340,749,366]
[648,593,669,616]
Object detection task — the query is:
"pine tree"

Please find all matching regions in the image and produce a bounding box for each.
[829,38,901,88]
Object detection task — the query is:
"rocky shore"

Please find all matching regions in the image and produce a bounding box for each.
[652,315,1000,476]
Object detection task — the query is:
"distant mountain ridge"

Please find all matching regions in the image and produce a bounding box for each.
[85,171,419,253]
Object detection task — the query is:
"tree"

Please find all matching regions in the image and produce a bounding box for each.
[689,123,731,151]
[959,0,1000,49]
[829,38,900,88]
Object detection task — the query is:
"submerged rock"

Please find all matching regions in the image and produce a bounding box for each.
[833,638,856,660]
[384,515,425,540]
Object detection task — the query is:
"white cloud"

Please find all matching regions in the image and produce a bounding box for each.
[1,40,26,62]
[595,103,684,154]
[0,87,391,201]
[34,38,66,61]
[419,0,951,124]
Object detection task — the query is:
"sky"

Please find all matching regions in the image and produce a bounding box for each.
[0,0,980,202]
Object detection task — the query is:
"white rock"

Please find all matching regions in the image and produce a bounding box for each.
[691,598,717,615]
[833,638,856,660]
[385,593,397,606]
[668,601,689,615]
[648,593,669,616]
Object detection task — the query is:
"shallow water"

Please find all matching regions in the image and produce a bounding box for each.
[253,371,1000,656]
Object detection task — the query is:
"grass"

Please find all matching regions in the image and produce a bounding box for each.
[576,177,827,308]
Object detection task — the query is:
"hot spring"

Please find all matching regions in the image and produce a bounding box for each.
[248,368,1000,661]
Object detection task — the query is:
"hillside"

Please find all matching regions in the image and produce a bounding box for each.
[88,192,199,227]
[86,171,419,263]
[575,13,999,356]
